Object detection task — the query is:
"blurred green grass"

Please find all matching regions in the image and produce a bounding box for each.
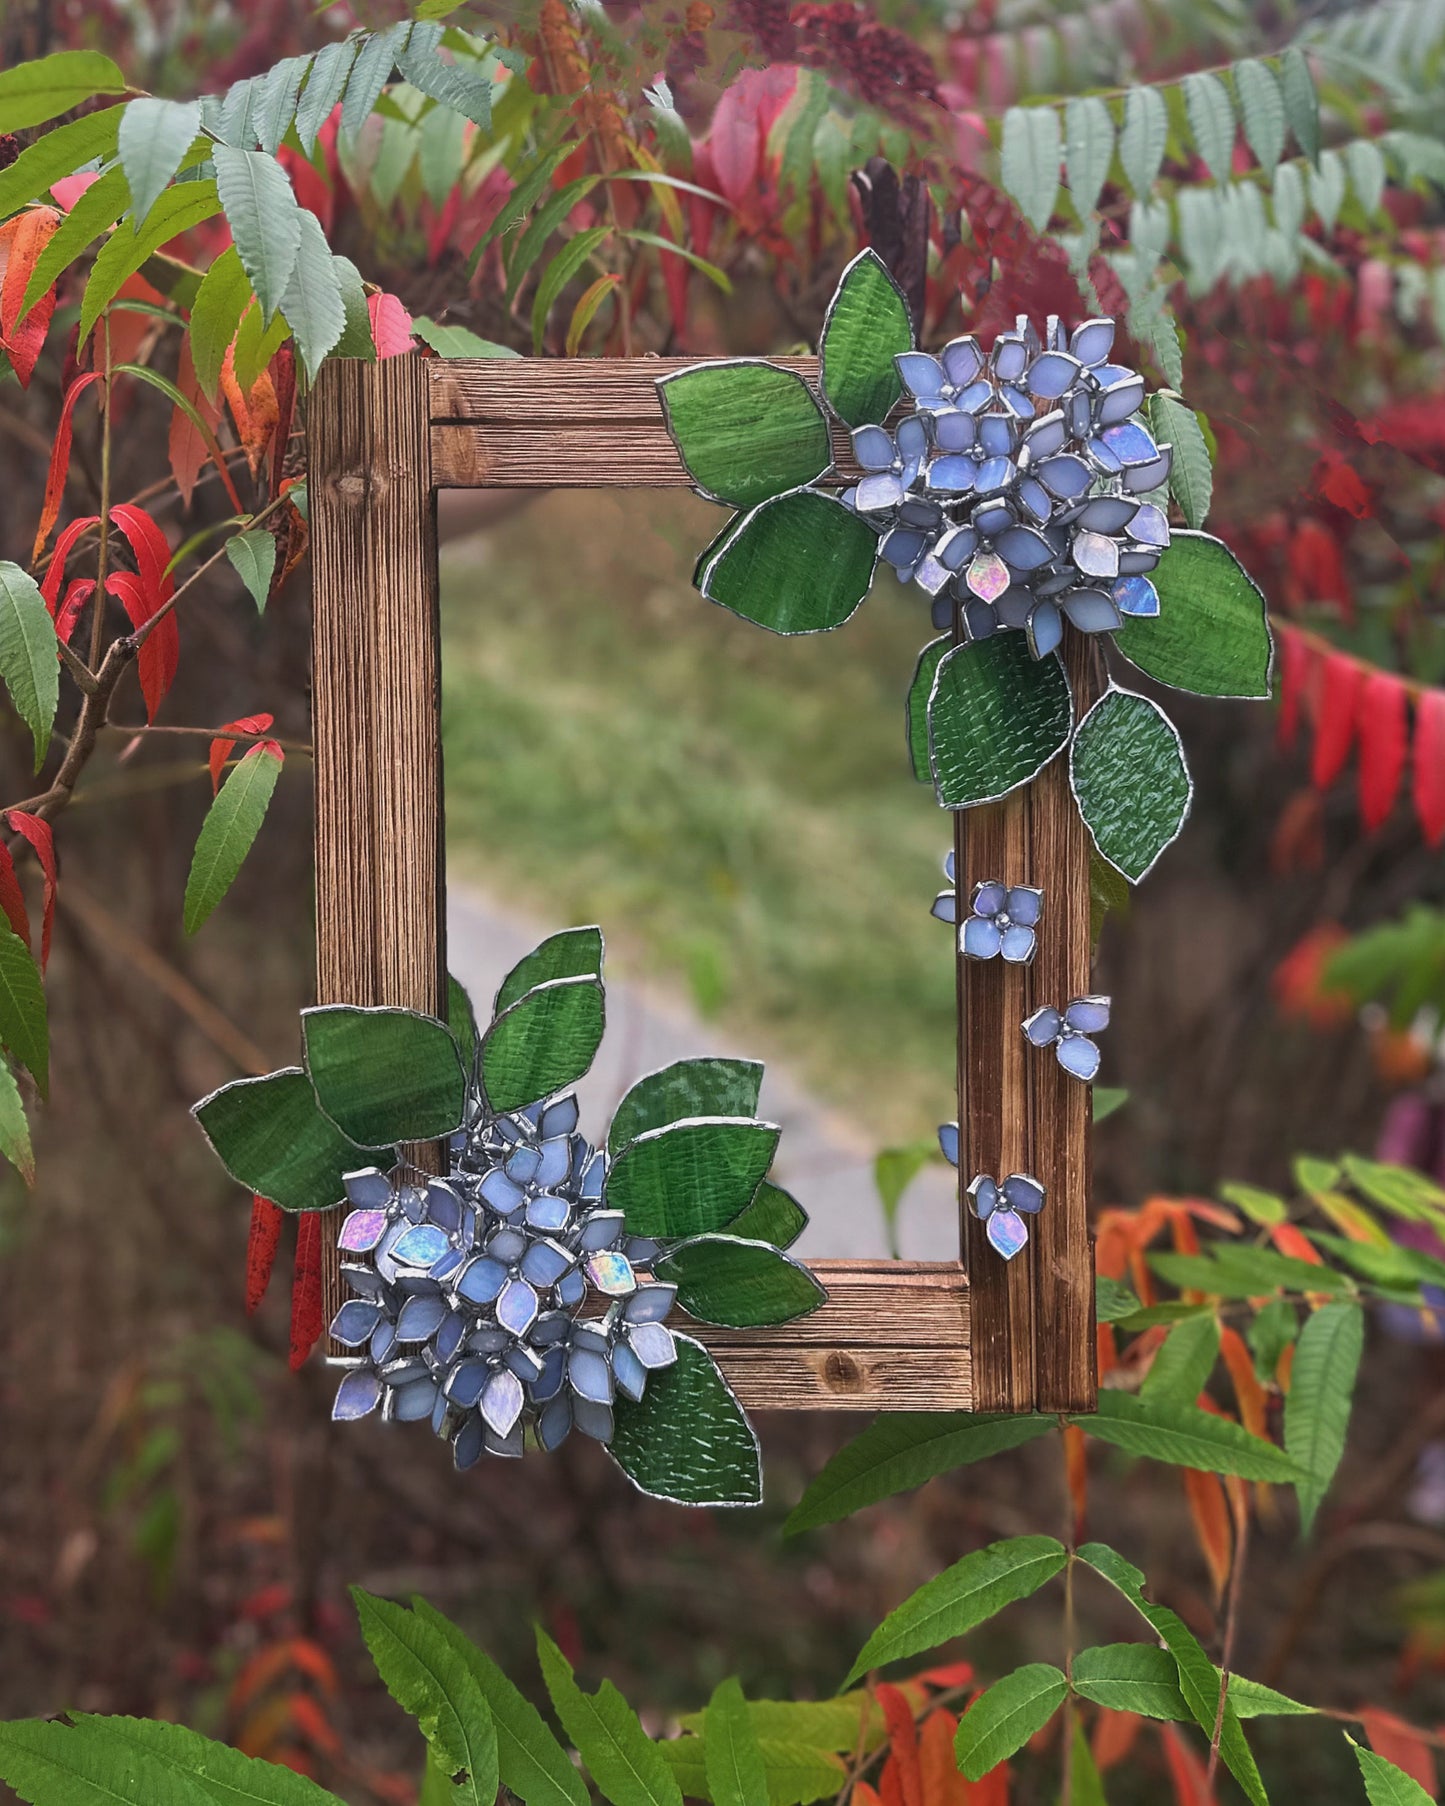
[439,489,955,1140]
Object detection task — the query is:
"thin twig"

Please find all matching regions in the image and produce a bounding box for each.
[130,488,293,646]
[1206,1496,1251,1790]
[102,721,312,756]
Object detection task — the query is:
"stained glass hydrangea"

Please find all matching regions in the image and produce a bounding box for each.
[937,1123,1046,1261]
[931,849,1043,965]
[194,927,824,1508]
[1023,995,1112,1082]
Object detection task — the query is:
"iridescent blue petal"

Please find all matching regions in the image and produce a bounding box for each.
[392,1225,449,1268]
[1113,575,1159,617]
[987,1208,1030,1259]
[481,1367,524,1437]
[496,1277,539,1336]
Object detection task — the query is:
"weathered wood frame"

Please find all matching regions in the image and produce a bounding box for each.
[308,354,1097,1418]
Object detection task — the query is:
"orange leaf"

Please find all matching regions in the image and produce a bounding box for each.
[911,1662,975,1691]
[221,342,280,478]
[1269,1221,1323,1265]
[1359,1708,1438,1794]
[875,1684,923,1806]
[1158,1724,1216,1805]
[1357,670,1409,832]
[918,1711,967,1806]
[0,206,60,385]
[1218,1328,1270,1434]
[853,1787,884,1806]
[1064,1423,1088,1543]
[5,811,55,971]
[31,373,100,561]
[1183,1466,1233,1602]
[169,336,222,510]
[1413,688,1445,848]
[236,1694,294,1760]
[878,1754,905,1806]
[285,1692,343,1757]
[1091,1708,1142,1771]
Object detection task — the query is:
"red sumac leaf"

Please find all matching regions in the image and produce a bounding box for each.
[0,206,60,387]
[1158,1723,1215,1804]
[367,292,414,358]
[246,1194,285,1314]
[31,373,100,561]
[6,811,56,971]
[169,336,222,510]
[1413,688,1445,847]
[40,514,99,611]
[106,569,178,722]
[289,1210,325,1370]
[875,1685,922,1806]
[1310,653,1361,790]
[54,577,93,647]
[210,711,276,794]
[1275,627,1310,750]
[109,502,175,604]
[1357,670,1409,831]
[0,842,31,951]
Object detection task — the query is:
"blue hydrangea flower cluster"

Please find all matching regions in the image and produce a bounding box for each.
[327,1090,678,1469]
[843,314,1173,659]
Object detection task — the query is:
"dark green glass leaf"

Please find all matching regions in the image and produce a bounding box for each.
[609,1335,762,1506]
[954,1665,1067,1782]
[693,510,746,590]
[449,974,479,1072]
[193,1066,389,1213]
[1070,687,1192,882]
[907,636,948,782]
[608,1057,763,1155]
[656,1235,825,1327]
[928,638,1073,807]
[494,926,603,1015]
[1115,531,1273,698]
[818,249,912,428]
[699,490,878,636]
[480,976,605,1113]
[1075,1391,1298,1480]
[658,362,831,509]
[726,1178,808,1249]
[303,1005,467,1144]
[607,1117,781,1239]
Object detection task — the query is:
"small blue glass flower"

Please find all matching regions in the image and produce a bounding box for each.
[1023,995,1111,1082]
[930,851,1043,965]
[967,1172,1046,1261]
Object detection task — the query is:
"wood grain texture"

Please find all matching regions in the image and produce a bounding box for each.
[309,357,447,1342]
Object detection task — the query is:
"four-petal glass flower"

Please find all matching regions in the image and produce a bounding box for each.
[1023,995,1112,1081]
[936,1123,1046,1261]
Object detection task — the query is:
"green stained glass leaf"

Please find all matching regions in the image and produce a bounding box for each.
[193,1066,390,1213]
[658,362,831,509]
[726,1178,808,1249]
[448,974,479,1072]
[303,1005,467,1145]
[954,1665,1067,1783]
[699,489,879,636]
[843,1537,1067,1686]
[703,1679,770,1806]
[608,1057,763,1155]
[1116,530,1273,699]
[658,1736,843,1806]
[655,1235,825,1327]
[480,976,605,1113]
[1075,1391,1299,1480]
[535,1630,681,1806]
[928,637,1073,807]
[494,926,604,1015]
[1070,687,1193,883]
[818,249,912,428]
[907,635,948,782]
[609,1334,762,1506]
[607,1117,781,1240]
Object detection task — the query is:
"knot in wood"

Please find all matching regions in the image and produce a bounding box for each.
[822,1349,862,1394]
[335,472,369,504]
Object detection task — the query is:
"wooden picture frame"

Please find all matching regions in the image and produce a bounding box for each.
[308,354,1097,1419]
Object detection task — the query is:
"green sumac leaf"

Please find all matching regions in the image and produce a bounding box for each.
[844,1536,1066,1686]
[1280,47,1320,166]
[1310,149,1347,234]
[0,49,125,131]
[280,205,346,380]
[929,637,1073,807]
[1120,86,1168,197]
[0,106,121,219]
[658,362,831,508]
[1095,1276,1141,1323]
[495,926,603,1015]
[658,1735,843,1806]
[332,253,377,361]
[1350,1737,1436,1806]
[1152,1244,1353,1297]
[213,144,302,321]
[118,97,203,220]
[0,924,45,1097]
[189,245,254,397]
[1069,687,1192,883]
[353,1590,499,1806]
[1346,138,1387,219]
[397,24,492,129]
[1343,1154,1445,1219]
[907,636,948,782]
[610,1334,762,1506]
[1117,531,1272,699]
[818,248,912,428]
[727,1179,807,1249]
[1233,59,1286,177]
[79,178,220,345]
[608,1117,780,1240]
[699,489,878,636]
[1220,1181,1288,1226]
[0,561,59,771]
[1284,1301,1363,1536]
[1064,96,1114,217]
[954,1665,1067,1782]
[480,976,605,1113]
[1072,1644,1190,1721]
[1183,71,1236,181]
[1147,391,1213,528]
[0,1056,34,1185]
[296,38,359,155]
[786,1414,1053,1535]
[1000,106,1061,233]
[1140,1312,1221,1405]
[184,742,283,934]
[655,1235,824,1327]
[678,1698,874,1754]
[1078,1390,1298,1480]
[704,1679,769,1806]
[303,1005,467,1144]
[530,224,610,355]
[23,164,129,316]
[608,1057,763,1155]
[226,527,277,612]
[193,1066,389,1213]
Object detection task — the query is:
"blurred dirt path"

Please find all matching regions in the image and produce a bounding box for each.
[447,883,958,1261]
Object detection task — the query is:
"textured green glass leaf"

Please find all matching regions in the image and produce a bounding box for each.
[786,1414,1054,1535]
[817,249,912,428]
[0,561,59,772]
[907,636,948,782]
[1183,71,1236,181]
[727,1178,807,1249]
[280,205,346,380]
[1233,60,1286,177]
[1146,392,1213,528]
[928,637,1073,808]
[1076,1391,1298,1480]
[410,1602,589,1806]
[0,922,46,1097]
[1072,1644,1190,1721]
[184,742,283,933]
[1350,1738,1436,1806]
[656,1235,824,1327]
[225,528,277,613]
[1070,687,1192,883]
[607,1117,780,1240]
[1117,531,1272,699]
[610,1335,762,1506]
[0,49,125,131]
[448,974,479,1072]
[954,1666,1067,1782]
[189,245,254,397]
[658,1736,843,1806]
[494,926,603,1015]
[1119,86,1168,196]
[844,1537,1066,1687]
[213,144,302,321]
[354,1591,498,1806]
[704,1679,769,1806]
[79,178,220,344]
[1139,1313,1220,1406]
[658,363,831,508]
[699,489,878,636]
[608,1057,763,1155]
[1284,1301,1363,1536]
[0,1056,34,1185]
[193,1066,388,1212]
[1064,96,1114,217]
[480,976,605,1112]
[1280,48,1320,166]
[1000,106,1061,232]
[303,1005,467,1144]
[0,106,121,218]
[537,1629,681,1806]
[118,97,202,220]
